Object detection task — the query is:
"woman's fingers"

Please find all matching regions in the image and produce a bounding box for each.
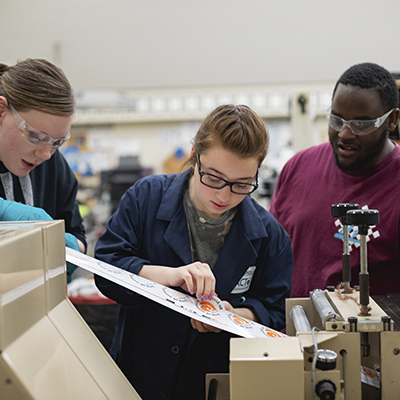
[222,300,234,313]
[190,318,221,333]
[169,262,216,299]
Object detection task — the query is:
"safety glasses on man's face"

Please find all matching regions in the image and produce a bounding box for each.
[9,104,71,149]
[326,107,394,136]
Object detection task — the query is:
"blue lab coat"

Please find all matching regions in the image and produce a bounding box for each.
[95,168,293,400]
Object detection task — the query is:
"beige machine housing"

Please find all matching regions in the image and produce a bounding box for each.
[223,293,400,400]
[0,220,141,400]
[206,291,400,400]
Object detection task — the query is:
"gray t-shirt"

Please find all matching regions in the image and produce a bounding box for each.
[183,185,237,269]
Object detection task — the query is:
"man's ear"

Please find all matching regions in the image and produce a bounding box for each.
[0,97,9,122]
[388,108,400,132]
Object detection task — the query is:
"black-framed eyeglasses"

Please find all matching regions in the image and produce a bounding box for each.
[196,153,258,195]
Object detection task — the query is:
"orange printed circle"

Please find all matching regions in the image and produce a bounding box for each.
[199,301,217,313]
[263,329,282,338]
[232,315,250,325]
[362,367,379,379]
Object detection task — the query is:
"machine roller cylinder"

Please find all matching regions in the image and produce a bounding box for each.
[289,305,312,333]
[310,289,339,327]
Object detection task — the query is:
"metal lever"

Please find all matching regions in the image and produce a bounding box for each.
[331,203,360,291]
[346,209,379,314]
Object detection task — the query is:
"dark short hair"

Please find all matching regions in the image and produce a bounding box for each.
[332,62,399,111]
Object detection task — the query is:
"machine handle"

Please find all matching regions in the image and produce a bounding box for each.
[207,378,218,400]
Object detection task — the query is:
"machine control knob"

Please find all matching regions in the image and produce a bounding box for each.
[331,203,360,221]
[316,349,337,370]
[382,315,392,331]
[316,379,336,400]
[348,316,358,332]
[346,209,379,229]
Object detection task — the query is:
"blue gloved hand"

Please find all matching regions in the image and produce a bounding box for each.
[0,197,52,221]
[1,198,81,283]
[65,232,80,283]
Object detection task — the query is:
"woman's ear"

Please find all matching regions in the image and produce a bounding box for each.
[0,97,9,122]
[189,146,196,158]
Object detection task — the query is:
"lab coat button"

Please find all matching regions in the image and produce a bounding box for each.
[171,345,179,354]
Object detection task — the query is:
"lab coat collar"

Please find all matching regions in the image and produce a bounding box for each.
[156,169,269,280]
[156,169,192,222]
[157,169,192,264]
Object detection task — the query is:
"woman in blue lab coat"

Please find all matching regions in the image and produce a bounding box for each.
[95,104,293,400]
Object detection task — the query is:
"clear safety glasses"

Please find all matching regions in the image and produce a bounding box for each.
[326,107,394,136]
[197,153,258,195]
[9,104,71,149]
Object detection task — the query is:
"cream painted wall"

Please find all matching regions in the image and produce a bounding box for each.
[1,1,399,175]
[1,0,399,91]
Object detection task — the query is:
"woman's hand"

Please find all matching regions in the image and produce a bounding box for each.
[190,300,258,334]
[165,261,216,300]
[190,318,222,333]
[139,261,216,300]
[222,300,258,322]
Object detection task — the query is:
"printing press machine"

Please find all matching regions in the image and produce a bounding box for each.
[0,220,141,400]
[1,206,400,400]
[223,288,400,400]
[207,205,400,400]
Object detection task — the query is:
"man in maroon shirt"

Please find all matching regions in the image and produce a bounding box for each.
[270,62,400,298]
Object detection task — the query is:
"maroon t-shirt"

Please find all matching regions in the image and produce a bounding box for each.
[270,142,400,297]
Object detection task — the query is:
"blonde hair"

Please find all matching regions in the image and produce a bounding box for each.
[0,58,75,115]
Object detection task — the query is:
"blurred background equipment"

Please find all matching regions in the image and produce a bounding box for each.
[100,155,152,215]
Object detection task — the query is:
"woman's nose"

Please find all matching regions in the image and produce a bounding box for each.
[216,185,231,201]
[34,144,53,160]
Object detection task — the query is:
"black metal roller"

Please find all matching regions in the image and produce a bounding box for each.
[346,209,380,227]
[331,203,360,218]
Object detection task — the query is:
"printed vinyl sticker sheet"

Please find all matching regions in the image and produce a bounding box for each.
[66,248,286,339]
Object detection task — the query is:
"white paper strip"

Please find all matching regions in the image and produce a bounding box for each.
[361,365,380,388]
[66,248,286,339]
